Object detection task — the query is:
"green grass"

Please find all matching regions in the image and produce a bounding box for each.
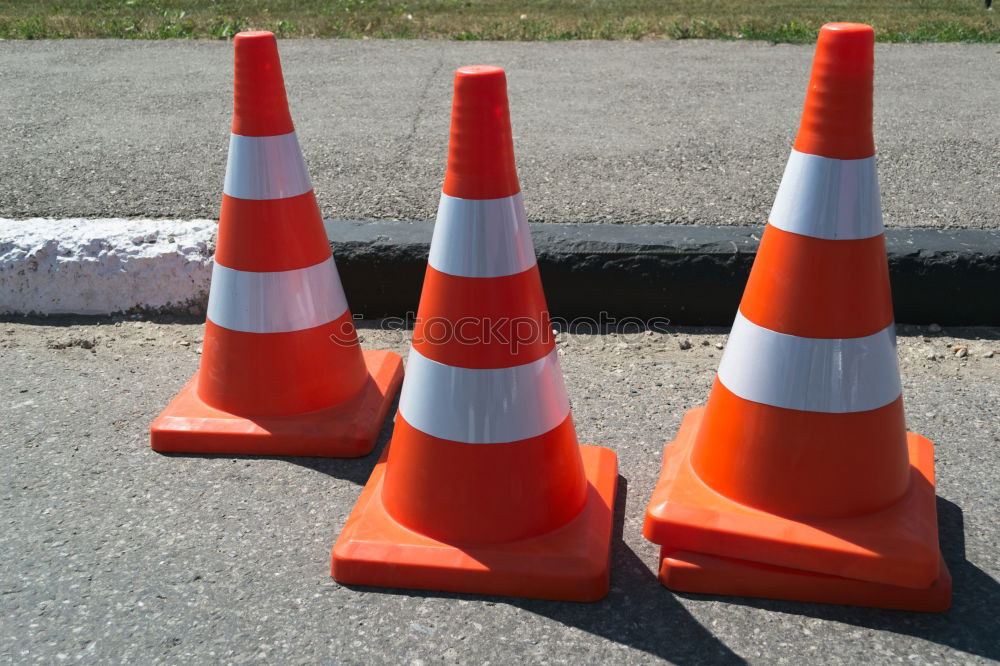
[0,0,996,42]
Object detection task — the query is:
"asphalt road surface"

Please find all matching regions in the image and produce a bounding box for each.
[2,319,998,664]
[0,40,997,227]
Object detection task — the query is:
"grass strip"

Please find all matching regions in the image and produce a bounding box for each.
[1,0,996,43]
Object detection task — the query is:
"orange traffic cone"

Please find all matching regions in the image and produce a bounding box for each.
[642,24,950,612]
[332,66,618,602]
[150,31,403,457]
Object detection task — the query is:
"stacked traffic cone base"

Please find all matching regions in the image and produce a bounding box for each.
[150,31,403,458]
[645,407,950,612]
[642,23,950,611]
[660,550,952,613]
[332,65,618,601]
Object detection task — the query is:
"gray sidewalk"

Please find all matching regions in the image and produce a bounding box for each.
[0,39,997,227]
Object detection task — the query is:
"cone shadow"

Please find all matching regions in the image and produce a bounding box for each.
[674,497,998,662]
[337,476,746,665]
[280,389,399,484]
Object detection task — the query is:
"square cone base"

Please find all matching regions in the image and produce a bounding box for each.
[659,549,951,612]
[150,349,403,457]
[331,445,618,602]
[643,407,943,590]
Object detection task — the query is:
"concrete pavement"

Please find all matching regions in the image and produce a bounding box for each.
[0,40,997,227]
[1,319,998,664]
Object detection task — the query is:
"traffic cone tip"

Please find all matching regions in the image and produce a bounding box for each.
[821,22,874,34]
[456,64,506,77]
[793,22,875,160]
[232,30,294,137]
[442,64,520,200]
[235,29,275,38]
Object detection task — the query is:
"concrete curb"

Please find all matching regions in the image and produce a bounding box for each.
[330,221,1000,326]
[0,218,215,316]
[2,219,998,324]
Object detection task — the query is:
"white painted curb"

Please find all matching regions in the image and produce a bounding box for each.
[0,219,216,316]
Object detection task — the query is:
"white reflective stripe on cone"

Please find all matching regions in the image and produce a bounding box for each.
[428,192,536,278]
[223,132,313,200]
[207,256,348,334]
[769,150,883,240]
[717,311,901,414]
[399,346,570,444]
